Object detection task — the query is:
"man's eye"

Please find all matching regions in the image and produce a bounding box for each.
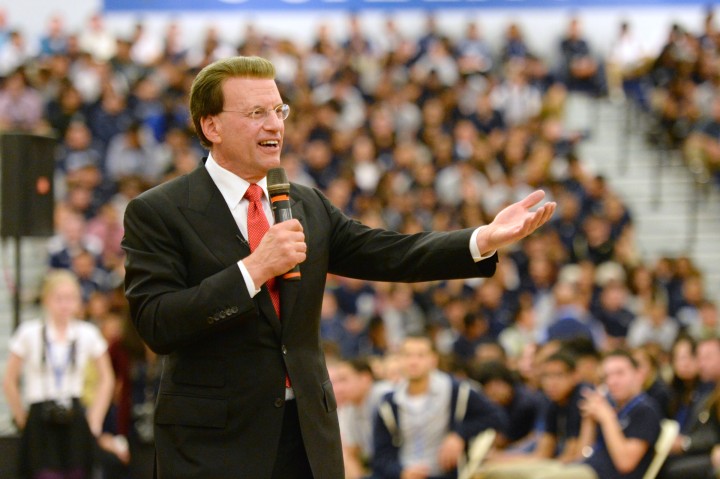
[249,109,265,119]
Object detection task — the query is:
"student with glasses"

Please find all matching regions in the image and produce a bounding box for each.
[480,351,586,478]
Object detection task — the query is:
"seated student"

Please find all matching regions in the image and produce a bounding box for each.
[332,358,393,479]
[472,361,544,448]
[480,349,661,479]
[563,337,602,386]
[480,351,585,477]
[666,335,699,430]
[372,335,507,479]
[557,17,606,96]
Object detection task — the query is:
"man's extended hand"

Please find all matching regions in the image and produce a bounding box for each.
[476,190,556,255]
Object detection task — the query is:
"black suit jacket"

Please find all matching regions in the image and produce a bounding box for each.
[122,165,498,478]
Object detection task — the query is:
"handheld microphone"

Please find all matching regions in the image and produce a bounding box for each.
[267,167,301,281]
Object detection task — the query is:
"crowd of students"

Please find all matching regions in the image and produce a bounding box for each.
[1,6,720,479]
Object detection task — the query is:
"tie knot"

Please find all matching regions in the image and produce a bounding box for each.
[244,184,264,203]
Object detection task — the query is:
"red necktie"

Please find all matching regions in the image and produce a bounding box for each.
[244,184,280,316]
[245,184,290,388]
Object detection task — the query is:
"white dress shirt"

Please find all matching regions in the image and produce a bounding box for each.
[205,153,272,298]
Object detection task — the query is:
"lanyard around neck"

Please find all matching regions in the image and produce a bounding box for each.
[41,324,77,391]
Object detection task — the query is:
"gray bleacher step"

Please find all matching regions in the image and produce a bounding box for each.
[572,92,720,301]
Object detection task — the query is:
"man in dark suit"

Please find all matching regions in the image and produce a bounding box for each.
[121,56,556,479]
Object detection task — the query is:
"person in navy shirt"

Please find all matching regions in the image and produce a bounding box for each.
[580,350,662,479]
[479,351,586,478]
[480,349,661,479]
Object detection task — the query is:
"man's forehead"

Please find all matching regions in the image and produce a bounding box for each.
[603,356,633,370]
[402,337,433,349]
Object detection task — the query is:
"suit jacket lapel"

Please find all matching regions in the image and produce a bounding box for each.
[179,167,244,266]
[178,166,282,338]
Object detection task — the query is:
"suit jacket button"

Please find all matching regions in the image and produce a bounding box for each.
[231,306,239,314]
[219,311,227,319]
[207,317,214,324]
[274,398,284,408]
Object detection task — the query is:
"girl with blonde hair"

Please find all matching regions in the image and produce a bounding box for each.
[3,269,114,479]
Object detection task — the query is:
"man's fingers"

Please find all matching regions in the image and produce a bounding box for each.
[519,189,546,209]
[524,202,556,234]
[533,203,555,229]
[542,202,557,223]
[288,218,303,231]
[523,207,545,233]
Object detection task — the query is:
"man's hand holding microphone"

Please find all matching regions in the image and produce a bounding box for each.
[243,168,306,289]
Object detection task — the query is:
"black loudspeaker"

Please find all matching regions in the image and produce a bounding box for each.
[1,133,57,238]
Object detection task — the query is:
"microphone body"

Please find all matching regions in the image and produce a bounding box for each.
[267,167,301,281]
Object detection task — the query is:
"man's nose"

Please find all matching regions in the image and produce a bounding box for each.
[262,111,284,129]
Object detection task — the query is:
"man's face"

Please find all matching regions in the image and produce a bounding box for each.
[602,356,641,404]
[541,360,577,403]
[697,340,720,383]
[209,77,284,182]
[700,304,719,329]
[400,338,437,382]
[484,380,513,407]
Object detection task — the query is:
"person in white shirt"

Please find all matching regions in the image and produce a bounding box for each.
[3,269,114,479]
[372,335,507,479]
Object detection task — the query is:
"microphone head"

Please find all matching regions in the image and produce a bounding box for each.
[267,167,290,196]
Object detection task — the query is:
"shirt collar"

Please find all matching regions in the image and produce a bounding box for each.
[205,152,269,210]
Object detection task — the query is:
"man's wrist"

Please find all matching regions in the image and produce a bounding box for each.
[238,260,261,297]
[470,226,496,261]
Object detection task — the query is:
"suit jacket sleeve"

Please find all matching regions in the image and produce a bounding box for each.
[122,193,255,354]
[314,189,498,282]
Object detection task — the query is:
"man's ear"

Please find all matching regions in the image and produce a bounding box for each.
[201,115,221,145]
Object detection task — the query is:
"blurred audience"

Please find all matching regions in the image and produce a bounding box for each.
[1,9,719,479]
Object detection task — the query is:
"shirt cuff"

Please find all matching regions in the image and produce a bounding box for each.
[470,226,496,262]
[238,260,261,298]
